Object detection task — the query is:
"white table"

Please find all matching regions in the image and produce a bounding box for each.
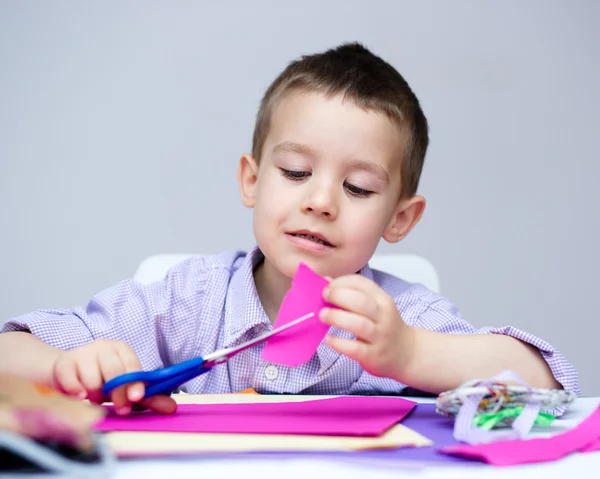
[111,397,600,479]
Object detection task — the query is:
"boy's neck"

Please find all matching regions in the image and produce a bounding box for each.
[253,258,292,324]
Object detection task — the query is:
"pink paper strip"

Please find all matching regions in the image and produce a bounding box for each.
[581,438,600,453]
[95,396,416,437]
[440,405,600,466]
[261,262,335,366]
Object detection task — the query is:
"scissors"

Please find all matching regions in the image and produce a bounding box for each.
[102,312,315,399]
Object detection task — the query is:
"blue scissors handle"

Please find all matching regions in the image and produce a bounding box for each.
[102,311,316,400]
[102,357,209,399]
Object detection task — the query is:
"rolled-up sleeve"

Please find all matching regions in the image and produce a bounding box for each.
[475,324,580,397]
[2,306,96,352]
[1,257,208,371]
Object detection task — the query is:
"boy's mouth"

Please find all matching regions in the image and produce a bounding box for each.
[288,231,334,247]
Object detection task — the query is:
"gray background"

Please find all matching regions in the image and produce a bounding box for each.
[1,1,598,394]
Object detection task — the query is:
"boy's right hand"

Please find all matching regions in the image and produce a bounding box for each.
[51,339,176,416]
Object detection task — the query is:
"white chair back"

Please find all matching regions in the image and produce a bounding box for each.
[134,253,440,292]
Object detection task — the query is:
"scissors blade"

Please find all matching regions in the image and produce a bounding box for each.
[202,311,316,367]
[268,311,317,337]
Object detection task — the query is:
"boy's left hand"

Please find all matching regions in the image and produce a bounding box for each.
[320,274,416,381]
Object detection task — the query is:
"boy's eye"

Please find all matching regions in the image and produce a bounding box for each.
[280,168,310,180]
[279,168,374,198]
[344,182,374,198]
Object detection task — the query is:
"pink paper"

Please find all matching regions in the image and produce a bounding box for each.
[581,437,600,453]
[95,396,416,437]
[260,262,336,366]
[440,406,600,466]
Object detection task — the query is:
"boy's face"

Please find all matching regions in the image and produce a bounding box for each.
[239,91,424,280]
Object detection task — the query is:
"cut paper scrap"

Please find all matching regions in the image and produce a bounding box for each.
[235,388,259,395]
[261,262,336,366]
[438,370,561,444]
[440,405,600,466]
[581,437,600,453]
[103,423,432,457]
[95,395,416,437]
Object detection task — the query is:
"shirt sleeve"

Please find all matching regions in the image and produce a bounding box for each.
[1,257,208,371]
[349,286,580,414]
[412,296,581,400]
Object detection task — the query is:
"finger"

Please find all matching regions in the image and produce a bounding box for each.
[75,354,104,396]
[325,335,368,364]
[320,307,377,342]
[140,395,178,415]
[73,360,105,405]
[116,345,145,402]
[53,358,87,399]
[326,274,382,294]
[98,350,130,414]
[324,286,380,320]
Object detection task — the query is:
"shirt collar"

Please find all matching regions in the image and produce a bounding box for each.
[222,245,271,348]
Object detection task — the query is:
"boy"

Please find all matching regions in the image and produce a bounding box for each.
[0,43,579,416]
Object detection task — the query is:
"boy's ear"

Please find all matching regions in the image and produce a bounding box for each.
[382,195,426,243]
[238,153,259,208]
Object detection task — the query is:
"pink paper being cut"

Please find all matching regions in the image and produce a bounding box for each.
[260,262,336,366]
[95,396,416,437]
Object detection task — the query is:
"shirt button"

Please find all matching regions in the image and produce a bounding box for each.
[264,365,278,381]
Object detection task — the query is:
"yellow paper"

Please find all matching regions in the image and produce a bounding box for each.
[102,394,433,456]
[104,424,432,456]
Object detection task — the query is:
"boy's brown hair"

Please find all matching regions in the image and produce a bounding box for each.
[251,42,429,199]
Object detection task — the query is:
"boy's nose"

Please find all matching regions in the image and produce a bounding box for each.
[301,187,339,220]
